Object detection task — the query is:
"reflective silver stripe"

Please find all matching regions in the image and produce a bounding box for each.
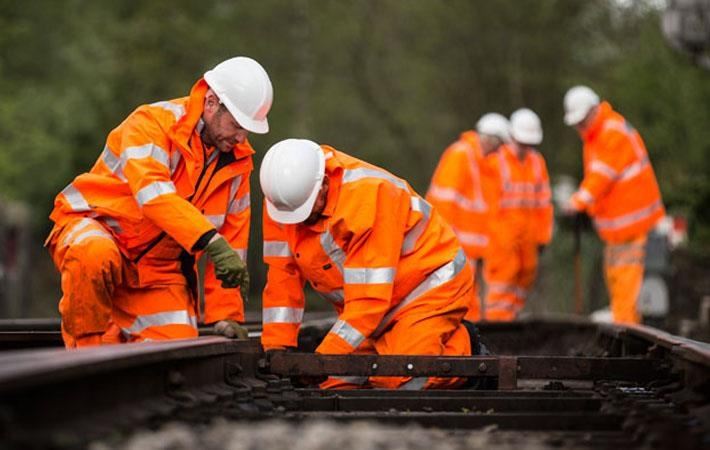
[317,289,345,304]
[500,198,550,209]
[170,150,182,175]
[121,310,197,336]
[101,145,125,180]
[344,267,396,284]
[400,377,428,391]
[262,307,304,324]
[135,181,177,206]
[124,144,170,169]
[320,230,346,273]
[486,302,523,314]
[331,376,369,385]
[62,218,94,246]
[402,197,432,254]
[453,228,489,247]
[150,101,186,121]
[589,160,618,179]
[595,200,663,231]
[228,176,242,201]
[426,185,486,212]
[236,248,247,262]
[263,241,292,258]
[618,157,649,182]
[372,248,467,337]
[228,194,250,215]
[342,167,408,191]
[102,217,123,234]
[329,319,366,348]
[488,282,528,299]
[206,214,225,230]
[61,184,92,212]
[72,229,112,245]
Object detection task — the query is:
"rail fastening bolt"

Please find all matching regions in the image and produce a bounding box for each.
[372,363,378,370]
[406,363,414,371]
[478,362,487,373]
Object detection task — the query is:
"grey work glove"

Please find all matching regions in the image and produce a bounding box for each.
[205,236,249,299]
[213,319,249,339]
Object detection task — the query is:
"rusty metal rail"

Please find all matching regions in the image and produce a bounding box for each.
[0,318,707,449]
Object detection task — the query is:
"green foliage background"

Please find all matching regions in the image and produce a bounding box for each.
[0,0,707,316]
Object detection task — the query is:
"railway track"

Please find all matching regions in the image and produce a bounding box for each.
[0,316,708,449]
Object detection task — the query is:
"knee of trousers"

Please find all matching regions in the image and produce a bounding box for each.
[62,237,123,285]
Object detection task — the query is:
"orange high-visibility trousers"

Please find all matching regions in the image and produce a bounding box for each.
[50,218,198,348]
[484,240,538,321]
[320,279,472,390]
[604,235,647,324]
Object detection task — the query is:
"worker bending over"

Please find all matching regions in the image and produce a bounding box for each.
[260,139,482,390]
[484,108,553,321]
[563,86,664,324]
[427,113,510,321]
[46,57,273,347]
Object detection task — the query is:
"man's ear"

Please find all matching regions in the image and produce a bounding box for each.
[204,89,219,113]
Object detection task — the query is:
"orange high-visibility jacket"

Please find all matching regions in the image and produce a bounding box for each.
[426,131,492,260]
[486,144,553,246]
[47,79,252,323]
[570,101,664,243]
[262,146,471,354]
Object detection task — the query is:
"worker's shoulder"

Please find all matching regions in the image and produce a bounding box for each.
[132,97,189,124]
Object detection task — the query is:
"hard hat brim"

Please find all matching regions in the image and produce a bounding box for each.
[265,178,322,224]
[564,109,587,127]
[219,94,270,134]
[512,130,542,146]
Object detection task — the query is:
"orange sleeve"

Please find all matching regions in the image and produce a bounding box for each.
[118,109,215,251]
[203,174,251,324]
[571,131,634,212]
[426,146,469,226]
[261,204,305,350]
[316,181,411,354]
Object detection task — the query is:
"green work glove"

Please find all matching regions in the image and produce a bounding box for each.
[214,319,249,339]
[205,236,249,299]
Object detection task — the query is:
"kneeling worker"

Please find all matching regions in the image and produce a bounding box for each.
[260,139,483,390]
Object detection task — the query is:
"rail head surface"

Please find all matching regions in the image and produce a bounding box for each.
[0,336,258,392]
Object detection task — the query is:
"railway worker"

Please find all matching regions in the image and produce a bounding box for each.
[259,139,482,390]
[426,113,510,321]
[483,108,553,321]
[46,57,273,347]
[562,86,665,324]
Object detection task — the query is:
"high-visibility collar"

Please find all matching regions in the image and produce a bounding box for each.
[582,101,613,142]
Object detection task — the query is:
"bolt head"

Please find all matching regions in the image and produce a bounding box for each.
[406,363,414,370]
[478,362,488,373]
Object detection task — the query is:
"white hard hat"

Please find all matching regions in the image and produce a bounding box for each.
[260,139,325,224]
[204,56,273,134]
[563,85,600,126]
[510,108,543,145]
[476,113,510,141]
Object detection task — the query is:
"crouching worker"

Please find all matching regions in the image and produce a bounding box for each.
[46,57,274,347]
[259,139,485,390]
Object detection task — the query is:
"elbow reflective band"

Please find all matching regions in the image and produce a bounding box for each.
[121,310,197,337]
[316,289,345,304]
[262,307,304,324]
[263,241,292,258]
[124,144,170,169]
[343,267,396,284]
[575,188,594,205]
[135,181,177,206]
[206,214,225,230]
[329,319,366,348]
[452,227,489,247]
[61,183,92,212]
[589,160,618,179]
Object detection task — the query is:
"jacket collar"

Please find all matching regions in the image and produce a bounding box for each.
[582,101,613,141]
